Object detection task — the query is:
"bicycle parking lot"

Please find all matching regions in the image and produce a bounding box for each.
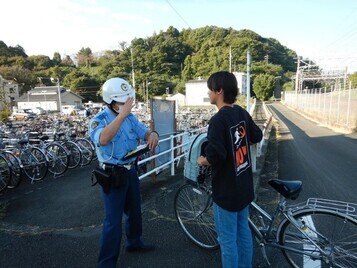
[0,105,221,194]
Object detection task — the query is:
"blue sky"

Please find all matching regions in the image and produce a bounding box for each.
[1,0,356,72]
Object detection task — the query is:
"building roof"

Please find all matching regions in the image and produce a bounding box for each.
[15,86,84,102]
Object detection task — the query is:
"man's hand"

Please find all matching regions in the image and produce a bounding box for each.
[147,132,159,151]
[197,156,210,166]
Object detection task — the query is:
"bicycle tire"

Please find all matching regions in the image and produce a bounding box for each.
[75,138,94,166]
[20,147,48,181]
[62,141,82,169]
[174,183,219,250]
[0,154,12,193]
[45,142,69,176]
[3,150,22,189]
[278,208,357,268]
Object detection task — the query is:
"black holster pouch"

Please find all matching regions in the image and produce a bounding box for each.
[91,167,111,193]
[91,165,130,193]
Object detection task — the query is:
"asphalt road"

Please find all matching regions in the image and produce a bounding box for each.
[268,102,357,203]
[0,127,273,267]
[0,161,229,268]
[8,101,355,267]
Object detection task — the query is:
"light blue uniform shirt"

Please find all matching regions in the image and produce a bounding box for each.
[89,107,148,165]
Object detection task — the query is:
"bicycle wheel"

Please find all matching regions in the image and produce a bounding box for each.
[174,182,219,250]
[76,138,94,166]
[0,154,12,193]
[45,143,69,176]
[87,138,97,161]
[20,147,48,181]
[278,209,357,268]
[62,141,82,169]
[3,150,22,189]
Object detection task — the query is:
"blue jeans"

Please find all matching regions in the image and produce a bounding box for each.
[213,203,253,268]
[97,169,143,268]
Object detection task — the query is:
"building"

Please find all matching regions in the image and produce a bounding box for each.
[185,73,247,106]
[185,78,211,106]
[16,86,84,112]
[233,72,247,95]
[0,75,20,111]
[165,93,186,112]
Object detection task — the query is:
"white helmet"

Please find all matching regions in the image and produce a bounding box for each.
[102,77,135,104]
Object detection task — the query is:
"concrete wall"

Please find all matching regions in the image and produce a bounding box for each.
[185,80,211,106]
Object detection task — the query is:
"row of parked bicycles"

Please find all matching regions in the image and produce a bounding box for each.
[0,120,97,194]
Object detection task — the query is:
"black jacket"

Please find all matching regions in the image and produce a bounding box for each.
[205,105,263,211]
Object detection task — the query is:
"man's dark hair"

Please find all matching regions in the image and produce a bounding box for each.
[207,71,238,104]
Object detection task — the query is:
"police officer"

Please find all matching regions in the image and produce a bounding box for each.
[89,77,159,268]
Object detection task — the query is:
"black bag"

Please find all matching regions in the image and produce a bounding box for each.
[91,167,111,193]
[110,166,129,188]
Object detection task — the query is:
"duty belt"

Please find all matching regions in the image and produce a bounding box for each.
[100,162,135,171]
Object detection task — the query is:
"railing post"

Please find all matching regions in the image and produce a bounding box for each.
[170,134,175,176]
[251,144,257,172]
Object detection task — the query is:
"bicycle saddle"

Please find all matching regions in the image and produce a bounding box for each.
[268,179,302,200]
[40,135,49,141]
[18,139,29,146]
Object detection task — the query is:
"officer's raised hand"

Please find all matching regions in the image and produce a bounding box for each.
[113,97,135,118]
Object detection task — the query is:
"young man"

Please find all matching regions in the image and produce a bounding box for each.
[197,71,263,268]
[89,77,159,268]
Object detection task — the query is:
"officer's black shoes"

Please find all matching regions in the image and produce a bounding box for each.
[126,243,155,253]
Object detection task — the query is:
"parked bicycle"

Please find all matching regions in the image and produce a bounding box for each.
[0,149,23,189]
[174,136,357,268]
[37,135,70,177]
[0,152,12,193]
[17,139,48,182]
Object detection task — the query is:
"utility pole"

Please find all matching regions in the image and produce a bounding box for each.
[50,77,62,114]
[229,46,232,72]
[130,48,135,88]
[246,49,251,112]
[295,57,300,93]
[146,81,151,112]
[0,75,6,111]
[57,78,63,114]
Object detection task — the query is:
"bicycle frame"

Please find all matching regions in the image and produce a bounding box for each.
[249,195,357,265]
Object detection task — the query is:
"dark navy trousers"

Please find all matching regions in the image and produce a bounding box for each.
[97,169,143,268]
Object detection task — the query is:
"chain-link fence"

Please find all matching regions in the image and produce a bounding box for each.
[282,83,357,132]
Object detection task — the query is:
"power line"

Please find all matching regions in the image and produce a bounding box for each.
[165,0,190,28]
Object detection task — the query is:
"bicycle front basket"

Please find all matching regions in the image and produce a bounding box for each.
[184,132,208,182]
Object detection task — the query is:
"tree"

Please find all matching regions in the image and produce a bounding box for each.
[253,74,276,100]
[0,65,34,93]
[52,52,62,66]
[76,47,94,68]
[1,26,301,102]
[61,55,75,66]
[0,41,27,57]
[283,81,294,91]
[27,55,53,71]
[348,72,357,88]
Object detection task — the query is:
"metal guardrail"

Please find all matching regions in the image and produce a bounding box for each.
[257,102,273,157]
[137,99,272,180]
[137,127,207,180]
